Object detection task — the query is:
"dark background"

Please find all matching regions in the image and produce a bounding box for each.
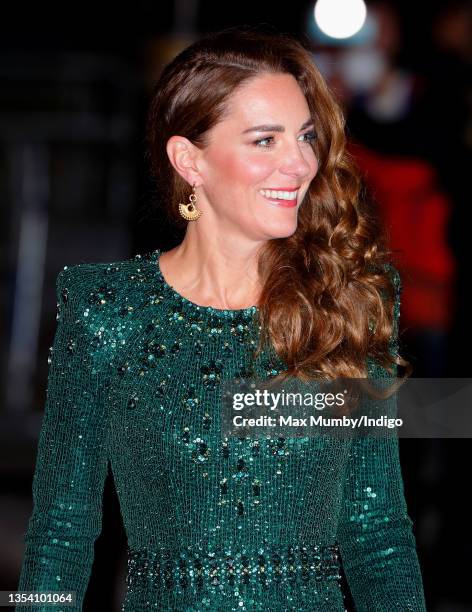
[1,1,471,610]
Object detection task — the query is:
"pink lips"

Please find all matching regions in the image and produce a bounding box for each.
[268,198,297,207]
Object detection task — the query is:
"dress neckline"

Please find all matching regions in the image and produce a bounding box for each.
[148,248,260,319]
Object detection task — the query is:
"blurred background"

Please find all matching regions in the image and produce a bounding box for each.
[1,0,470,610]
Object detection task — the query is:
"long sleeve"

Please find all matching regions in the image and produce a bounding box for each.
[336,265,427,611]
[16,266,111,611]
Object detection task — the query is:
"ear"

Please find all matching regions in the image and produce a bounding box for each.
[166,135,202,187]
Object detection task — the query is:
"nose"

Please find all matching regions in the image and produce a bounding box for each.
[279,141,316,181]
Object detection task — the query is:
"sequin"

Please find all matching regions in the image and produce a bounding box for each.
[16,249,426,612]
[125,543,341,593]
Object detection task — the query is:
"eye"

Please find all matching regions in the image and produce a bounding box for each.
[253,136,275,147]
[299,130,317,144]
[253,131,317,148]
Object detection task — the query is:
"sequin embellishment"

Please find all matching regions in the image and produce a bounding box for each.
[16,249,427,612]
[125,544,342,591]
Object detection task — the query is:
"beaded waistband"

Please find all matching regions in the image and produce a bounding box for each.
[125,543,342,591]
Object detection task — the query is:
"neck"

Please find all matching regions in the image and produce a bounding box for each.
[159,231,264,310]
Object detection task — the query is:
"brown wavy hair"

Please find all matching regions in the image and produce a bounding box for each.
[145,24,412,394]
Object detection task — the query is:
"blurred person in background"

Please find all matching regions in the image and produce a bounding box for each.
[337,0,456,379]
[317,2,470,609]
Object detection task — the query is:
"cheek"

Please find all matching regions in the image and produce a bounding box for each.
[309,151,319,177]
[208,149,274,186]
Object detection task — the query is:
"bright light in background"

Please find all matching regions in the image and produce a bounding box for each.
[314,0,367,39]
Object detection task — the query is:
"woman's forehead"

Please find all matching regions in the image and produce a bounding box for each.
[219,75,310,127]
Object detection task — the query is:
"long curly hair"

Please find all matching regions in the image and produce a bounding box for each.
[145,24,411,391]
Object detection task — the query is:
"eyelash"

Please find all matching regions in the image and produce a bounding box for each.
[253,131,317,148]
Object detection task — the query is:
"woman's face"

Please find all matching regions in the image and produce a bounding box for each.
[194,72,319,242]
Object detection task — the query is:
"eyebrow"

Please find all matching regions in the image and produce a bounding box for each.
[241,118,314,134]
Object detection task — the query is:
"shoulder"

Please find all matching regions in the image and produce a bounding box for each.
[382,263,402,327]
[370,262,401,313]
[366,262,402,377]
[52,250,162,370]
[366,261,401,291]
[384,262,401,293]
[54,249,161,319]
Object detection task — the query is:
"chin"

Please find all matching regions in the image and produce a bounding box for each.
[266,221,298,239]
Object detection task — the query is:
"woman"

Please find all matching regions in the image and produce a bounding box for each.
[17,25,427,611]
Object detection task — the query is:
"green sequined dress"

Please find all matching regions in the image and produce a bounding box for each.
[17,248,427,611]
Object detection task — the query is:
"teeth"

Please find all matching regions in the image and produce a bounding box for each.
[259,189,298,200]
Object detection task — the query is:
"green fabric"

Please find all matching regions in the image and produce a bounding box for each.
[17,248,427,611]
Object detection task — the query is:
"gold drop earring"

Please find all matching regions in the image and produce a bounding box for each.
[178,183,203,221]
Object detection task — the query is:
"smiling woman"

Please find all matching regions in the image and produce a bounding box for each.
[145,26,409,386]
[16,24,427,612]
